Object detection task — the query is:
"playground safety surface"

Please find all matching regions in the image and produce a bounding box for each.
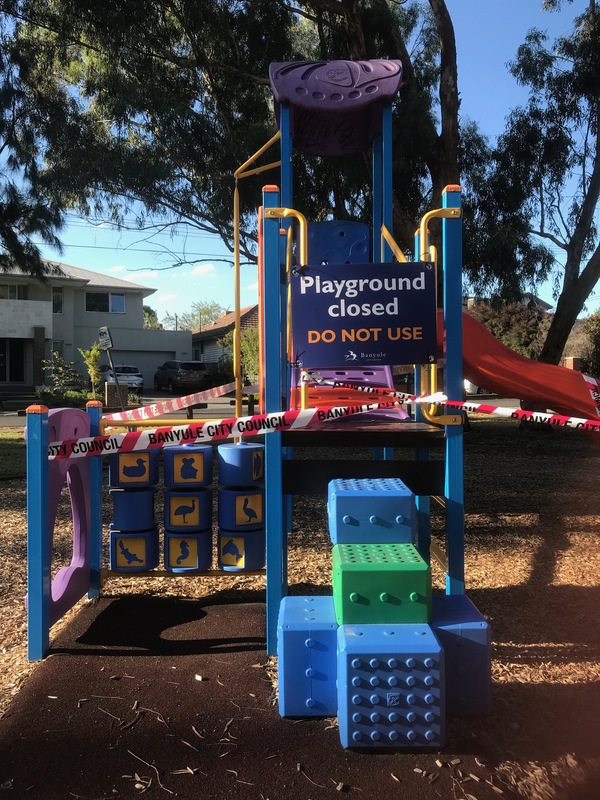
[0,593,521,800]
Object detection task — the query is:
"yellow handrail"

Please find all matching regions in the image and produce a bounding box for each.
[380,224,407,262]
[263,207,308,266]
[418,207,461,262]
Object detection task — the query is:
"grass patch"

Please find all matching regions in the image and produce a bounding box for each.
[0,429,25,478]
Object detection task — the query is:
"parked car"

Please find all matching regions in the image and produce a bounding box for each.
[153,360,209,394]
[99,364,144,395]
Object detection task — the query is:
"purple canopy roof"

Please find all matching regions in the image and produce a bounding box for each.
[269,60,402,157]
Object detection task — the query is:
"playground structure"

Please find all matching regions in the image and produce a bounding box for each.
[25,59,600,748]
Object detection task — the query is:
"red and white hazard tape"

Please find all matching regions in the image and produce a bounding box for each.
[46,383,600,461]
[446,399,600,431]
[48,398,418,460]
[329,381,600,432]
[102,381,236,423]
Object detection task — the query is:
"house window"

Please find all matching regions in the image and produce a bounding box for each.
[0,284,28,300]
[51,341,64,357]
[85,291,126,313]
[52,286,63,314]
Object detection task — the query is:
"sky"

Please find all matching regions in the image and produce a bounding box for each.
[37,0,596,323]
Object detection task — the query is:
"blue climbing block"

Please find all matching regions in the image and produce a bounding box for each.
[164,489,212,532]
[337,623,445,749]
[108,450,159,488]
[110,488,156,531]
[218,442,264,487]
[163,444,213,488]
[431,594,492,716]
[109,525,159,572]
[218,487,263,532]
[217,529,265,572]
[277,596,338,718]
[328,478,416,545]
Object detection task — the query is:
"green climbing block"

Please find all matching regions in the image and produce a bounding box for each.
[332,542,431,625]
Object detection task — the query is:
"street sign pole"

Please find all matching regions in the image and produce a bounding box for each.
[98,327,125,410]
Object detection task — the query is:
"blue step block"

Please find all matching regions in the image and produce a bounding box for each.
[431,594,492,716]
[328,478,416,545]
[277,596,338,717]
[337,623,445,748]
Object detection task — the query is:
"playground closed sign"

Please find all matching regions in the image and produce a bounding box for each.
[291,262,437,368]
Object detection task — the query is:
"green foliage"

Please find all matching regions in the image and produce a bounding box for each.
[162,300,225,331]
[581,311,600,377]
[218,325,259,383]
[143,305,163,329]
[78,342,102,399]
[0,11,67,278]
[466,301,552,359]
[0,429,25,478]
[34,385,91,407]
[41,350,86,395]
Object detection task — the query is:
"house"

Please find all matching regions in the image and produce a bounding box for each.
[192,305,259,370]
[0,260,192,390]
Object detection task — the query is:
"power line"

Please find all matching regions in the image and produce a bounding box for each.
[34,241,236,259]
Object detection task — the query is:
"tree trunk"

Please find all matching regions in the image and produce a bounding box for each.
[539,236,600,364]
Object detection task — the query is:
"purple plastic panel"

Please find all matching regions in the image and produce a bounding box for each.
[269,60,402,156]
[25,408,92,625]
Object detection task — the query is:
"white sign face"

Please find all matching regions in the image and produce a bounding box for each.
[98,326,113,350]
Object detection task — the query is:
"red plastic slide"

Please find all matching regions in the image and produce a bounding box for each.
[446,310,600,421]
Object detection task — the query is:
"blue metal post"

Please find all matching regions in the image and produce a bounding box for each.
[263,184,285,655]
[278,103,294,603]
[87,402,103,597]
[372,132,382,260]
[382,103,393,262]
[413,229,431,562]
[26,405,50,660]
[442,185,465,594]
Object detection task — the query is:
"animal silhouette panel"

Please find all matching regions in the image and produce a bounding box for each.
[119,453,151,484]
[165,490,211,530]
[236,494,263,527]
[173,453,203,484]
[252,450,264,482]
[169,497,199,527]
[220,536,245,568]
[168,537,197,568]
[114,537,148,568]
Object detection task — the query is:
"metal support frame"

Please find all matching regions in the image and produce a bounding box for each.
[442,186,465,594]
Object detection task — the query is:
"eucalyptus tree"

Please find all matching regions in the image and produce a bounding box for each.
[0,3,67,277]
[7,0,463,260]
[484,0,600,364]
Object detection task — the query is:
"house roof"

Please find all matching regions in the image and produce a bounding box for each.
[193,305,258,338]
[43,260,156,297]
